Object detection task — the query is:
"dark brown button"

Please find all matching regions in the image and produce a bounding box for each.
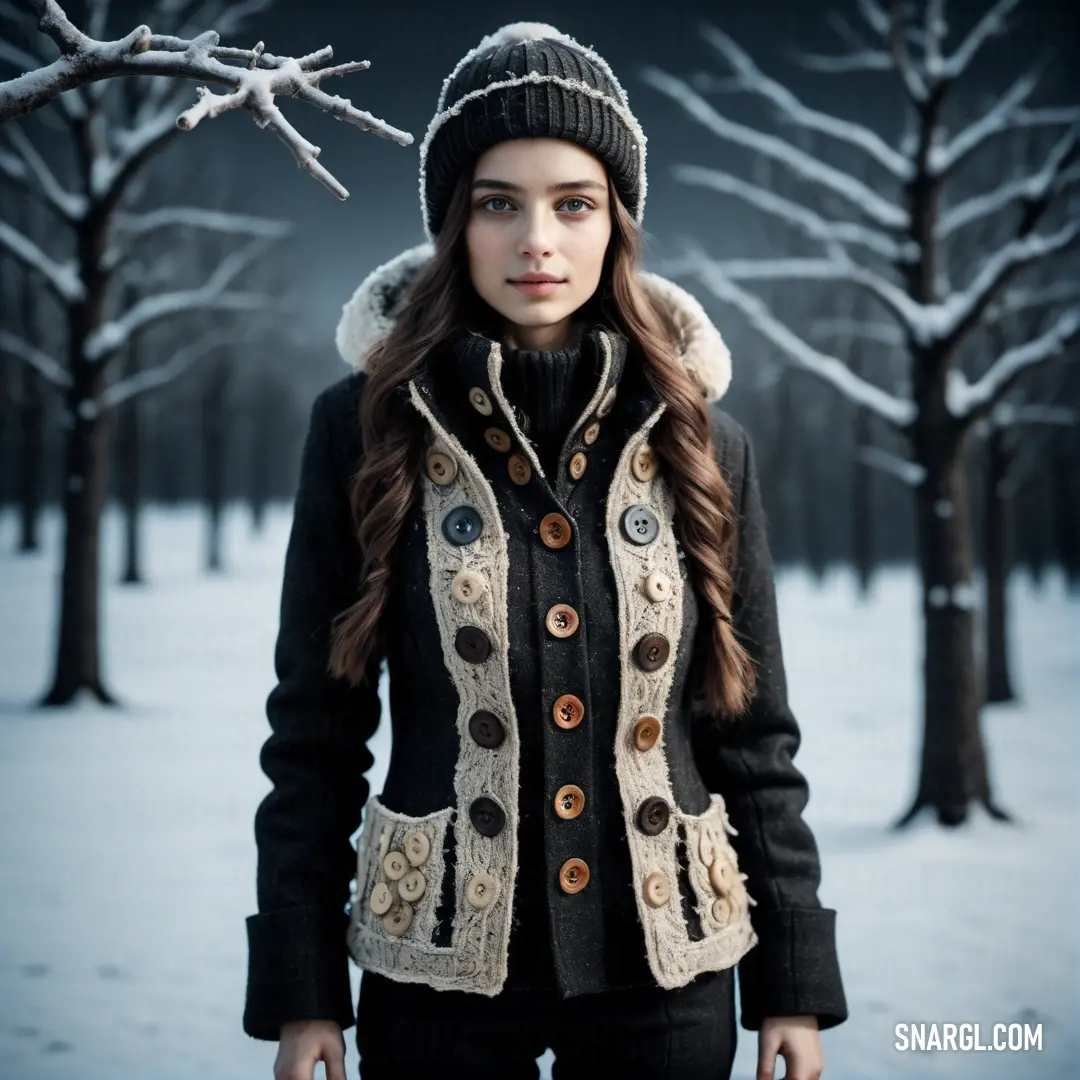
[553,694,584,729]
[559,857,590,894]
[554,784,585,820]
[468,710,505,749]
[634,633,670,672]
[545,604,579,639]
[484,427,511,452]
[632,714,662,751]
[540,512,572,549]
[508,453,532,485]
[455,626,492,664]
[469,796,506,837]
[568,452,587,480]
[636,796,671,836]
[583,421,600,445]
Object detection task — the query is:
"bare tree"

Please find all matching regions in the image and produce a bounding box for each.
[644,0,1080,826]
[0,0,412,198]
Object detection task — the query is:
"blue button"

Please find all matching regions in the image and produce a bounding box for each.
[443,505,483,545]
[621,504,660,545]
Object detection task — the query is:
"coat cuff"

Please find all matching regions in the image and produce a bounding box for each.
[736,908,848,1031]
[243,904,354,1041]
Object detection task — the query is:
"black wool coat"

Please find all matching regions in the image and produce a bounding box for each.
[242,244,848,1042]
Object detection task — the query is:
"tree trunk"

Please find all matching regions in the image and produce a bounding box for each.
[117,283,143,585]
[897,434,1008,827]
[984,426,1015,703]
[202,356,229,573]
[850,401,874,598]
[1048,426,1080,593]
[14,255,45,554]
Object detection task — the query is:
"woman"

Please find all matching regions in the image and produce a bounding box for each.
[242,21,848,1080]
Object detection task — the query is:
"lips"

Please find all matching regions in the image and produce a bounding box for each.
[509,275,565,283]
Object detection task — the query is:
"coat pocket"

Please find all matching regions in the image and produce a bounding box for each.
[676,793,757,937]
[348,794,455,948]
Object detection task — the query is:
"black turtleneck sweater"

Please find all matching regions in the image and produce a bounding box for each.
[497,333,601,479]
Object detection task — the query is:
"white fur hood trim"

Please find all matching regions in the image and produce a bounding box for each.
[334,243,732,403]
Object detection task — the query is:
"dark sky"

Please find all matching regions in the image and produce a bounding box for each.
[80,0,1080,358]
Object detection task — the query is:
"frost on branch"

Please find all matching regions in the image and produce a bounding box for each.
[0,0,414,199]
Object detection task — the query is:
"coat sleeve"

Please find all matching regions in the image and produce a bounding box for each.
[693,410,848,1032]
[243,377,383,1041]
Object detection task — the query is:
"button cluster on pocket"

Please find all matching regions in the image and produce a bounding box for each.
[371,827,433,938]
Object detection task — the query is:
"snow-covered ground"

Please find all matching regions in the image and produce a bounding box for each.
[0,504,1076,1080]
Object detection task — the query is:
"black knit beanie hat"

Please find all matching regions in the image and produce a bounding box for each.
[418,21,648,240]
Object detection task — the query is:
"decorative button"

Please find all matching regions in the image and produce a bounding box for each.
[508,453,532,485]
[583,421,600,445]
[554,784,585,820]
[469,796,506,837]
[632,714,662,752]
[383,850,409,881]
[442,505,483,546]
[643,870,671,908]
[636,796,671,836]
[634,633,670,672]
[398,868,427,903]
[540,512,572,549]
[709,857,735,895]
[425,450,458,486]
[484,427,511,452]
[403,830,431,867]
[631,444,659,482]
[699,826,716,867]
[568,452,587,480]
[545,604,579,639]
[369,881,393,916]
[621,504,660,545]
[451,569,486,605]
[642,571,672,603]
[596,386,617,418]
[559,858,590,894]
[468,710,506,749]
[553,694,585,729]
[468,386,493,415]
[455,626,492,664]
[381,903,413,937]
[711,896,734,924]
[465,872,498,910]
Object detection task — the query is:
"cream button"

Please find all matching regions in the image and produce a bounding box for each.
[368,881,393,916]
[568,452,587,480]
[403,830,431,866]
[469,387,493,415]
[709,857,734,895]
[399,868,427,903]
[631,444,659,482]
[698,826,716,867]
[643,870,671,908]
[451,570,486,605]
[383,850,408,881]
[425,450,458,486]
[583,421,600,445]
[381,904,413,937]
[642,571,672,603]
[711,896,734,925]
[465,872,498,910]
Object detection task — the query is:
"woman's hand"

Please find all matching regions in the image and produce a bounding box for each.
[756,1015,824,1080]
[274,1019,347,1080]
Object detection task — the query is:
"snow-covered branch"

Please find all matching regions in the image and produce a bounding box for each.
[950,305,1080,423]
[856,445,926,486]
[887,0,928,103]
[670,164,914,262]
[113,205,291,240]
[811,317,904,348]
[940,0,1023,81]
[83,237,272,361]
[0,329,72,389]
[698,22,911,180]
[792,47,893,74]
[640,65,909,230]
[664,243,917,428]
[0,122,87,219]
[0,0,414,200]
[987,402,1076,430]
[0,217,84,302]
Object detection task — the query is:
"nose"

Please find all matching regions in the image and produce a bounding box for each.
[518,207,555,260]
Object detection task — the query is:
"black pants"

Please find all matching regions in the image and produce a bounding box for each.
[355,968,737,1080]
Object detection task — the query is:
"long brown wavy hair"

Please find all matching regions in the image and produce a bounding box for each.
[328,165,756,724]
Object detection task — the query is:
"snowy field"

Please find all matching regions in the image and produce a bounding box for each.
[0,503,1076,1080]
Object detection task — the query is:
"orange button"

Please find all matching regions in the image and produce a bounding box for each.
[508,453,532,485]
[632,714,661,752]
[559,858,590,894]
[554,784,585,820]
[553,694,584,729]
[540,512,572,549]
[568,452,587,480]
[545,604,579,639]
[484,427,511,452]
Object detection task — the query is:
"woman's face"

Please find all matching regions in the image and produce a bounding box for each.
[465,137,612,352]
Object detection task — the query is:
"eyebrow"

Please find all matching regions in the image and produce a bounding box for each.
[471,179,607,194]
